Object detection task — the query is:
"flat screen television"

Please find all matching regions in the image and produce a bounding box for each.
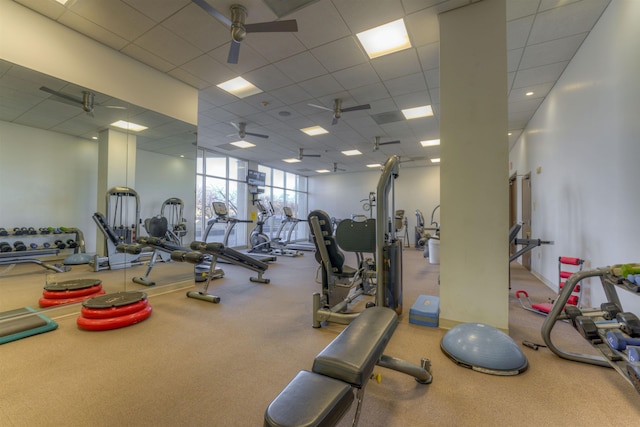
[247,169,266,186]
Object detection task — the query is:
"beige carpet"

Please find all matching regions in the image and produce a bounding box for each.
[1,249,639,426]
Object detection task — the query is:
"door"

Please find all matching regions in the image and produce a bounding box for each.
[509,173,517,256]
[521,173,532,270]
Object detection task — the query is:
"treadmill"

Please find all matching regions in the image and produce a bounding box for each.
[280,206,316,252]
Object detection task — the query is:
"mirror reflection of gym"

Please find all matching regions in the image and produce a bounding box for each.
[0,60,197,316]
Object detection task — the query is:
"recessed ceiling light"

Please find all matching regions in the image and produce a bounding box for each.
[402,105,433,120]
[230,140,256,148]
[420,139,440,147]
[525,91,534,96]
[430,158,441,163]
[356,19,411,59]
[283,158,301,163]
[55,0,72,4]
[300,126,328,136]
[110,120,148,132]
[315,169,330,173]
[508,132,512,136]
[217,77,262,98]
[342,149,362,156]
[367,163,382,168]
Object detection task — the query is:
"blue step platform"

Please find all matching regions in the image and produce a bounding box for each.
[409,295,440,327]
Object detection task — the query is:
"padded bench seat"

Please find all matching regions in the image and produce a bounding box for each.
[264,307,398,427]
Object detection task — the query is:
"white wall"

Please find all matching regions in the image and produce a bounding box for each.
[509,0,640,313]
[308,164,440,246]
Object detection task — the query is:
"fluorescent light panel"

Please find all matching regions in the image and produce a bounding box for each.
[341,149,362,156]
[430,158,441,163]
[315,169,330,173]
[300,126,328,136]
[420,139,440,147]
[402,105,433,120]
[110,120,148,132]
[230,140,255,148]
[356,19,411,59]
[283,158,301,163]
[367,164,382,168]
[217,77,262,98]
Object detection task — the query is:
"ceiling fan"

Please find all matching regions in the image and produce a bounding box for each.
[40,86,126,115]
[298,148,321,160]
[192,0,298,64]
[308,98,371,125]
[373,136,400,151]
[333,163,346,173]
[229,121,269,139]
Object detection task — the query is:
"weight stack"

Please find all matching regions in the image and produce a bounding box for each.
[383,239,403,315]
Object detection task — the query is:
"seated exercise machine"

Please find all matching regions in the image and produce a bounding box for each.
[508,223,553,263]
[541,264,640,394]
[278,206,315,252]
[309,155,403,328]
[251,201,303,257]
[264,306,433,426]
[92,187,148,271]
[161,197,187,246]
[203,202,276,264]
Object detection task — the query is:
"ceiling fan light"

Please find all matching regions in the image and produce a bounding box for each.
[230,140,255,148]
[402,105,433,120]
[283,158,301,163]
[217,77,262,98]
[420,139,440,147]
[357,19,411,59]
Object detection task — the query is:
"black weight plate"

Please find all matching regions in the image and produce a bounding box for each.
[44,278,102,291]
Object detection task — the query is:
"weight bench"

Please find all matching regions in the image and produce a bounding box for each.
[265,306,432,426]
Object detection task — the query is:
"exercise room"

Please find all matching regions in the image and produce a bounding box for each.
[1,0,639,425]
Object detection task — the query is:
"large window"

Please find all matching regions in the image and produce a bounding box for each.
[196,150,248,247]
[195,149,308,248]
[258,165,308,242]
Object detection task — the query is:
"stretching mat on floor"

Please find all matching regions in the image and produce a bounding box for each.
[0,307,58,345]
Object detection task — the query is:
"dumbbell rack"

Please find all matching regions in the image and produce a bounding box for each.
[541,265,640,392]
[0,227,86,255]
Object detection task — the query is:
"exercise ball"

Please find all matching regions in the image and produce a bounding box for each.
[440,323,528,376]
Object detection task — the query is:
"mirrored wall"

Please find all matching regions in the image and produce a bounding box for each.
[0,60,197,317]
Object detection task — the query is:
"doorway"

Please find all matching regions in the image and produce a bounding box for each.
[521,173,532,271]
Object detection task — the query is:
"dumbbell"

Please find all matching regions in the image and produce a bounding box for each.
[0,242,12,252]
[66,239,78,249]
[54,240,66,249]
[27,227,37,235]
[43,242,51,249]
[606,330,640,351]
[617,312,640,337]
[29,243,38,250]
[0,228,8,236]
[13,241,27,251]
[627,346,640,362]
[13,227,24,236]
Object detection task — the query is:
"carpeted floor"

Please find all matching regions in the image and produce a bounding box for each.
[1,248,639,426]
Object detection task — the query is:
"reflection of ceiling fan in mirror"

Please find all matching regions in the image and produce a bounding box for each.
[39,86,126,115]
[308,98,371,125]
[333,162,346,173]
[229,121,269,139]
[192,0,298,64]
[298,148,321,160]
[373,136,400,151]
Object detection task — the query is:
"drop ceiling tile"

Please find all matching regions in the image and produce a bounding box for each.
[333,63,379,90]
[274,52,327,83]
[290,0,351,49]
[243,65,295,92]
[208,43,269,74]
[512,61,569,89]
[134,25,202,66]
[168,67,210,90]
[405,6,440,47]
[392,90,432,110]
[333,0,405,33]
[244,33,307,63]
[57,11,129,51]
[417,42,439,71]
[123,0,190,23]
[269,84,314,104]
[384,73,427,97]
[520,33,587,70]
[370,49,421,81]
[508,82,554,101]
[310,37,368,72]
[348,82,390,104]
[160,3,230,53]
[14,0,66,20]
[425,68,439,89]
[298,74,344,98]
[528,0,609,45]
[70,0,156,41]
[507,48,524,73]
[121,44,176,72]
[181,54,236,85]
[506,0,540,20]
[507,15,534,50]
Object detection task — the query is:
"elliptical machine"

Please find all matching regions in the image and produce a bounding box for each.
[249,200,273,254]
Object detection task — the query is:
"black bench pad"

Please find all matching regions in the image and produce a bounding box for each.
[312,306,397,387]
[264,370,354,427]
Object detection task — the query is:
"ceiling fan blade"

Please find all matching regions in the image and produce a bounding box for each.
[305,154,321,157]
[245,20,298,33]
[191,0,232,28]
[40,86,83,105]
[227,40,241,64]
[308,103,333,112]
[341,104,371,113]
[379,140,401,145]
[245,131,269,139]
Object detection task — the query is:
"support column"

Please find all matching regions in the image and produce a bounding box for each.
[96,128,137,255]
[438,0,509,330]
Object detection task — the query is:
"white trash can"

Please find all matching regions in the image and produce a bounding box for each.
[428,238,440,265]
